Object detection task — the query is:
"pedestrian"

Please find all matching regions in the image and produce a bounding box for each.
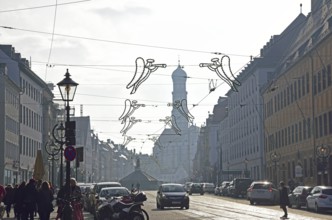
[35,179,43,217]
[279,181,290,219]
[13,184,19,218]
[0,184,5,220]
[55,184,67,220]
[14,181,26,220]
[22,179,38,220]
[37,181,54,220]
[3,184,15,218]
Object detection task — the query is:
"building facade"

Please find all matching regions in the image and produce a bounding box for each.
[264,0,332,186]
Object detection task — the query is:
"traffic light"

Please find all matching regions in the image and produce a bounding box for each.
[76,147,84,162]
[65,121,76,145]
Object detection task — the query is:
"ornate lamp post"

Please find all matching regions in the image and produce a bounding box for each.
[45,140,60,185]
[52,122,65,187]
[316,144,330,185]
[270,151,281,186]
[57,69,78,194]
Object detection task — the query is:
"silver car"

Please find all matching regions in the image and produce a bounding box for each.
[306,186,332,213]
[247,181,279,205]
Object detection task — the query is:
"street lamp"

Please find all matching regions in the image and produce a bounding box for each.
[244,158,249,178]
[270,151,281,186]
[316,144,330,185]
[57,69,78,194]
[45,140,60,185]
[52,122,65,187]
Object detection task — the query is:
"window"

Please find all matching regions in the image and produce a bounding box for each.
[306,73,310,93]
[294,82,297,101]
[318,71,322,93]
[304,158,307,177]
[302,75,305,96]
[308,118,311,138]
[328,65,332,87]
[313,75,317,95]
[309,158,313,177]
[323,113,327,136]
[292,125,295,144]
[329,111,332,134]
[295,124,298,143]
[322,68,327,90]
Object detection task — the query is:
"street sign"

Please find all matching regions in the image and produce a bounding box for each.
[64,146,77,161]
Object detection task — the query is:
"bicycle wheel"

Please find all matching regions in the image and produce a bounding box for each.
[141,209,149,220]
[61,204,73,220]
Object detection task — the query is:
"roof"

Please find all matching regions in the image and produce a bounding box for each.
[172,65,187,79]
[120,169,158,183]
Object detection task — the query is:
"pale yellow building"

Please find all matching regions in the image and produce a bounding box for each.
[264,1,332,187]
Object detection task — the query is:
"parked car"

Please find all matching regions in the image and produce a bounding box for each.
[219,181,230,196]
[82,183,95,212]
[247,181,279,205]
[89,182,122,215]
[98,186,130,202]
[202,183,215,194]
[306,185,332,213]
[184,182,193,192]
[156,183,189,209]
[288,186,313,209]
[214,185,221,195]
[188,183,204,195]
[228,178,253,198]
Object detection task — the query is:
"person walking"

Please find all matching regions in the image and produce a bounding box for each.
[14,181,26,220]
[37,181,54,220]
[0,184,6,220]
[279,181,290,219]
[13,184,19,218]
[3,184,15,218]
[22,179,38,220]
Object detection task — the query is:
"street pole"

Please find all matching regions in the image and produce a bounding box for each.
[45,141,60,186]
[52,123,65,188]
[316,144,330,185]
[270,152,281,186]
[57,69,78,199]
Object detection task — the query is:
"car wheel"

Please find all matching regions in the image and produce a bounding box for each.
[185,205,189,209]
[306,202,310,211]
[296,198,301,209]
[160,205,164,210]
[249,200,254,205]
[315,203,320,213]
[189,192,192,195]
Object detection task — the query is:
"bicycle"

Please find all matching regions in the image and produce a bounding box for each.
[57,197,83,220]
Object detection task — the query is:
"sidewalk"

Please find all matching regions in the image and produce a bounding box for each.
[1,206,93,220]
[1,206,59,220]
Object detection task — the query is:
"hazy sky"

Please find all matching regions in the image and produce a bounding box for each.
[0,0,310,154]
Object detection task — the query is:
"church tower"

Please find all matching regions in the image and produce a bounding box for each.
[171,64,188,132]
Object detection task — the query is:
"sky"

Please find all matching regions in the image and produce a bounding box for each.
[0,0,311,155]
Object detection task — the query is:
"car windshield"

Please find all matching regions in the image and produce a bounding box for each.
[322,189,332,195]
[100,188,129,197]
[162,185,185,192]
[96,183,121,193]
[236,179,252,185]
[253,183,272,189]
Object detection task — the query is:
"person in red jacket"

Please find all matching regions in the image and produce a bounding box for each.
[0,184,6,219]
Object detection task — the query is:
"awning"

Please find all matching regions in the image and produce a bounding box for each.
[33,150,45,180]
